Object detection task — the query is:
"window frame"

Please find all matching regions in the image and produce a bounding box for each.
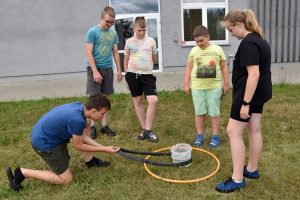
[181,0,229,46]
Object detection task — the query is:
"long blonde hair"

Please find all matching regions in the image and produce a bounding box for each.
[225,9,264,37]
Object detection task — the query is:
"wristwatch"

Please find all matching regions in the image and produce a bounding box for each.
[242,100,251,106]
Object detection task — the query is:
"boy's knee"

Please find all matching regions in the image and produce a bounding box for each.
[134,99,143,106]
[148,96,158,105]
[59,170,73,185]
[62,175,73,185]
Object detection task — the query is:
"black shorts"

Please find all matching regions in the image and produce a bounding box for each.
[125,72,157,97]
[230,103,264,122]
[32,143,70,175]
[86,67,114,95]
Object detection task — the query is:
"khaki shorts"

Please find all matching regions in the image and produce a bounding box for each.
[191,86,222,117]
[32,143,70,175]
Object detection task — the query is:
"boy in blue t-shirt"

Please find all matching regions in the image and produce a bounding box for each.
[6,94,120,191]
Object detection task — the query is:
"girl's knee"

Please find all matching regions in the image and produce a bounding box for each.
[226,126,240,139]
[226,129,233,138]
[248,125,261,134]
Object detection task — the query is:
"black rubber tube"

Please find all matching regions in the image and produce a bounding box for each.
[117,148,192,167]
[119,148,171,156]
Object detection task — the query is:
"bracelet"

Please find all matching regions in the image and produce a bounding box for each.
[242,100,251,106]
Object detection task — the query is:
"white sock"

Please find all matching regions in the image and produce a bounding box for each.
[91,120,96,127]
[233,179,243,183]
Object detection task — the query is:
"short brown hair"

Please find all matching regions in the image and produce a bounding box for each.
[193,25,209,38]
[101,6,116,18]
[134,17,146,28]
[85,94,111,111]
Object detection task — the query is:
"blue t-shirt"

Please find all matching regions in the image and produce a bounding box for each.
[31,102,86,151]
[86,25,119,69]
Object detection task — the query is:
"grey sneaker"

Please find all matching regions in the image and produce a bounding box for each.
[90,126,97,139]
[138,130,159,143]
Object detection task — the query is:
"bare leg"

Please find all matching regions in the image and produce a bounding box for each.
[195,115,205,134]
[101,112,108,126]
[247,113,263,171]
[145,95,158,130]
[21,167,73,185]
[227,118,247,181]
[133,96,146,129]
[84,152,93,162]
[211,116,220,135]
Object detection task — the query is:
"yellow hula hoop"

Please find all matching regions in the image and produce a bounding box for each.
[143,147,220,184]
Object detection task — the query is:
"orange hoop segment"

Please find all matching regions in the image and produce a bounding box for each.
[143,147,220,184]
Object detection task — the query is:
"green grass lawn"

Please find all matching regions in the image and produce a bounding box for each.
[0,85,299,200]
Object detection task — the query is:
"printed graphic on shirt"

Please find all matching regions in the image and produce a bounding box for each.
[125,37,157,74]
[188,45,225,90]
[128,41,138,53]
[195,57,216,78]
[97,32,115,56]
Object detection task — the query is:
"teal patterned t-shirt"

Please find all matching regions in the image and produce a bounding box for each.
[86,25,119,69]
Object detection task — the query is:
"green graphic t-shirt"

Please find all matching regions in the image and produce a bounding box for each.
[188,44,226,90]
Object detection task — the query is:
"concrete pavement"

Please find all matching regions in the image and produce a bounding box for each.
[0,65,299,101]
[0,71,187,101]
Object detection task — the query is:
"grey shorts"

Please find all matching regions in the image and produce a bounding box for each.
[32,143,70,175]
[86,67,114,95]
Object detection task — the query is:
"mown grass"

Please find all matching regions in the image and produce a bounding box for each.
[0,85,299,200]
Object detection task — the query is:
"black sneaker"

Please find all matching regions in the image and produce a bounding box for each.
[137,129,146,140]
[90,126,97,139]
[6,167,23,191]
[85,157,111,168]
[100,126,117,137]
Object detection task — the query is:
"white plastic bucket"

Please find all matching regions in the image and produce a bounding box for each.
[171,143,192,164]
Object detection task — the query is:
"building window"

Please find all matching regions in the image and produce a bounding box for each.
[109,0,162,71]
[110,0,159,14]
[181,0,228,46]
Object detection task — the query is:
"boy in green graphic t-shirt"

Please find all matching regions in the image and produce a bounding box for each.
[184,25,229,148]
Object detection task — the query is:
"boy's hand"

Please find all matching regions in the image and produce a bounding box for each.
[106,146,120,153]
[222,84,230,95]
[184,84,190,95]
[93,71,103,83]
[117,72,122,82]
